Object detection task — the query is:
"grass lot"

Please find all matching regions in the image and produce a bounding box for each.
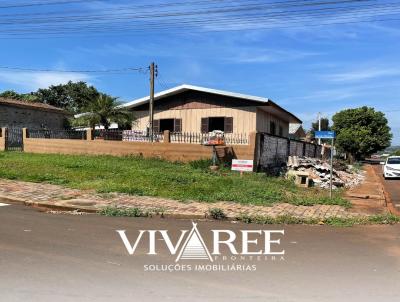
[0,152,349,207]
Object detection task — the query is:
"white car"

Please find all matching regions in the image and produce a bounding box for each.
[382,156,400,179]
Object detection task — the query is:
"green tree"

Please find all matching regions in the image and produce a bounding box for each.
[309,117,331,142]
[332,106,392,161]
[0,90,38,102]
[311,117,331,133]
[33,81,100,113]
[71,93,134,130]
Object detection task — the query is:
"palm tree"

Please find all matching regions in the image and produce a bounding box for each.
[72,93,134,130]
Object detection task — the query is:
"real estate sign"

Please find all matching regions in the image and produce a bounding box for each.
[231,159,253,172]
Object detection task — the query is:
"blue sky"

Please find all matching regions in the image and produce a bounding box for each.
[0,0,399,144]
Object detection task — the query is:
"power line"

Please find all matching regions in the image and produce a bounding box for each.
[0,0,393,31]
[1,13,399,38]
[0,0,98,9]
[0,66,145,73]
[0,0,397,38]
[0,0,380,26]
[1,1,395,28]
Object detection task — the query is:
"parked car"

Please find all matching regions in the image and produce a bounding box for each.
[382,156,400,179]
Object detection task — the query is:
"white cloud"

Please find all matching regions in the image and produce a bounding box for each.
[0,71,92,91]
[226,48,320,63]
[280,87,359,104]
[326,67,400,82]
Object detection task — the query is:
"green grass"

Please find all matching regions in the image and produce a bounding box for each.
[0,152,349,207]
[98,206,166,217]
[98,206,144,217]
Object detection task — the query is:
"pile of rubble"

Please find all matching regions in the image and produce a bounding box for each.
[286,156,364,189]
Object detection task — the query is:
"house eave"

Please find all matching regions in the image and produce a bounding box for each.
[121,84,270,109]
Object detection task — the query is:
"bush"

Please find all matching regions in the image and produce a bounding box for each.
[209,208,227,220]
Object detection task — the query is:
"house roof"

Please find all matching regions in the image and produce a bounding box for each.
[289,123,303,134]
[122,84,302,123]
[0,97,68,114]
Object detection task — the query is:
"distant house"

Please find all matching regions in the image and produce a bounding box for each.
[122,85,301,137]
[0,97,69,129]
[288,123,306,140]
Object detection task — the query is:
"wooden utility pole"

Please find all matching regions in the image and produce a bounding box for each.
[149,62,155,142]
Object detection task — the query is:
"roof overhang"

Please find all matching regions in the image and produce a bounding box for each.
[121,84,302,123]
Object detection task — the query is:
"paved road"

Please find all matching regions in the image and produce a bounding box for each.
[372,165,400,209]
[1,204,400,302]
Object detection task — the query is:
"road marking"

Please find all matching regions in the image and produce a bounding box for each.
[0,202,10,207]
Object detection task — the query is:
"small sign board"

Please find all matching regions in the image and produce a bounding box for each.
[315,131,336,139]
[232,159,253,172]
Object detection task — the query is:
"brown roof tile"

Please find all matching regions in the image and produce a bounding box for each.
[0,97,68,114]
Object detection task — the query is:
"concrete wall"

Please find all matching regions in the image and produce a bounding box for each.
[0,104,67,129]
[23,130,257,163]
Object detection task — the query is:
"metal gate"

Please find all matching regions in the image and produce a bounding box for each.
[5,128,23,151]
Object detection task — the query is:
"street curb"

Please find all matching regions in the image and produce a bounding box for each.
[27,201,99,213]
[369,167,400,216]
[0,194,97,213]
[0,195,26,204]
[0,193,212,219]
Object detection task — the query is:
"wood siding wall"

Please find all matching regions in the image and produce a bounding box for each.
[256,109,289,136]
[0,128,5,151]
[131,90,292,137]
[134,106,257,134]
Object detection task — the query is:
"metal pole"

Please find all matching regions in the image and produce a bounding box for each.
[330,137,334,198]
[149,62,155,142]
[318,112,321,145]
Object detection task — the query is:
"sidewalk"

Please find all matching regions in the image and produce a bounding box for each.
[0,166,389,220]
[344,164,387,215]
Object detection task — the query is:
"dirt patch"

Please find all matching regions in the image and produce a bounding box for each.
[345,165,388,215]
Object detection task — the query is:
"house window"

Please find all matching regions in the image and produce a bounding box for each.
[201,117,233,133]
[270,121,276,135]
[153,118,182,133]
[159,119,174,132]
[279,126,283,137]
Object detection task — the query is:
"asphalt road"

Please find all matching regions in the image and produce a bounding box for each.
[373,165,400,209]
[1,204,400,302]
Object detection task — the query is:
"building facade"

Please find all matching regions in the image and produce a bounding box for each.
[123,85,301,137]
[0,98,69,129]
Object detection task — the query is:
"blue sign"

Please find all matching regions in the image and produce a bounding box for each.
[315,131,336,139]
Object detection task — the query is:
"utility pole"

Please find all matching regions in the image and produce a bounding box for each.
[330,137,334,199]
[149,62,156,142]
[318,112,321,145]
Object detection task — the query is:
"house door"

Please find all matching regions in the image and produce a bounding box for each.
[5,128,23,151]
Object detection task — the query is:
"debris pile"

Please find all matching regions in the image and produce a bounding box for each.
[286,156,364,189]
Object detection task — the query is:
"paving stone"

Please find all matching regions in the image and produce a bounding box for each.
[0,178,377,220]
